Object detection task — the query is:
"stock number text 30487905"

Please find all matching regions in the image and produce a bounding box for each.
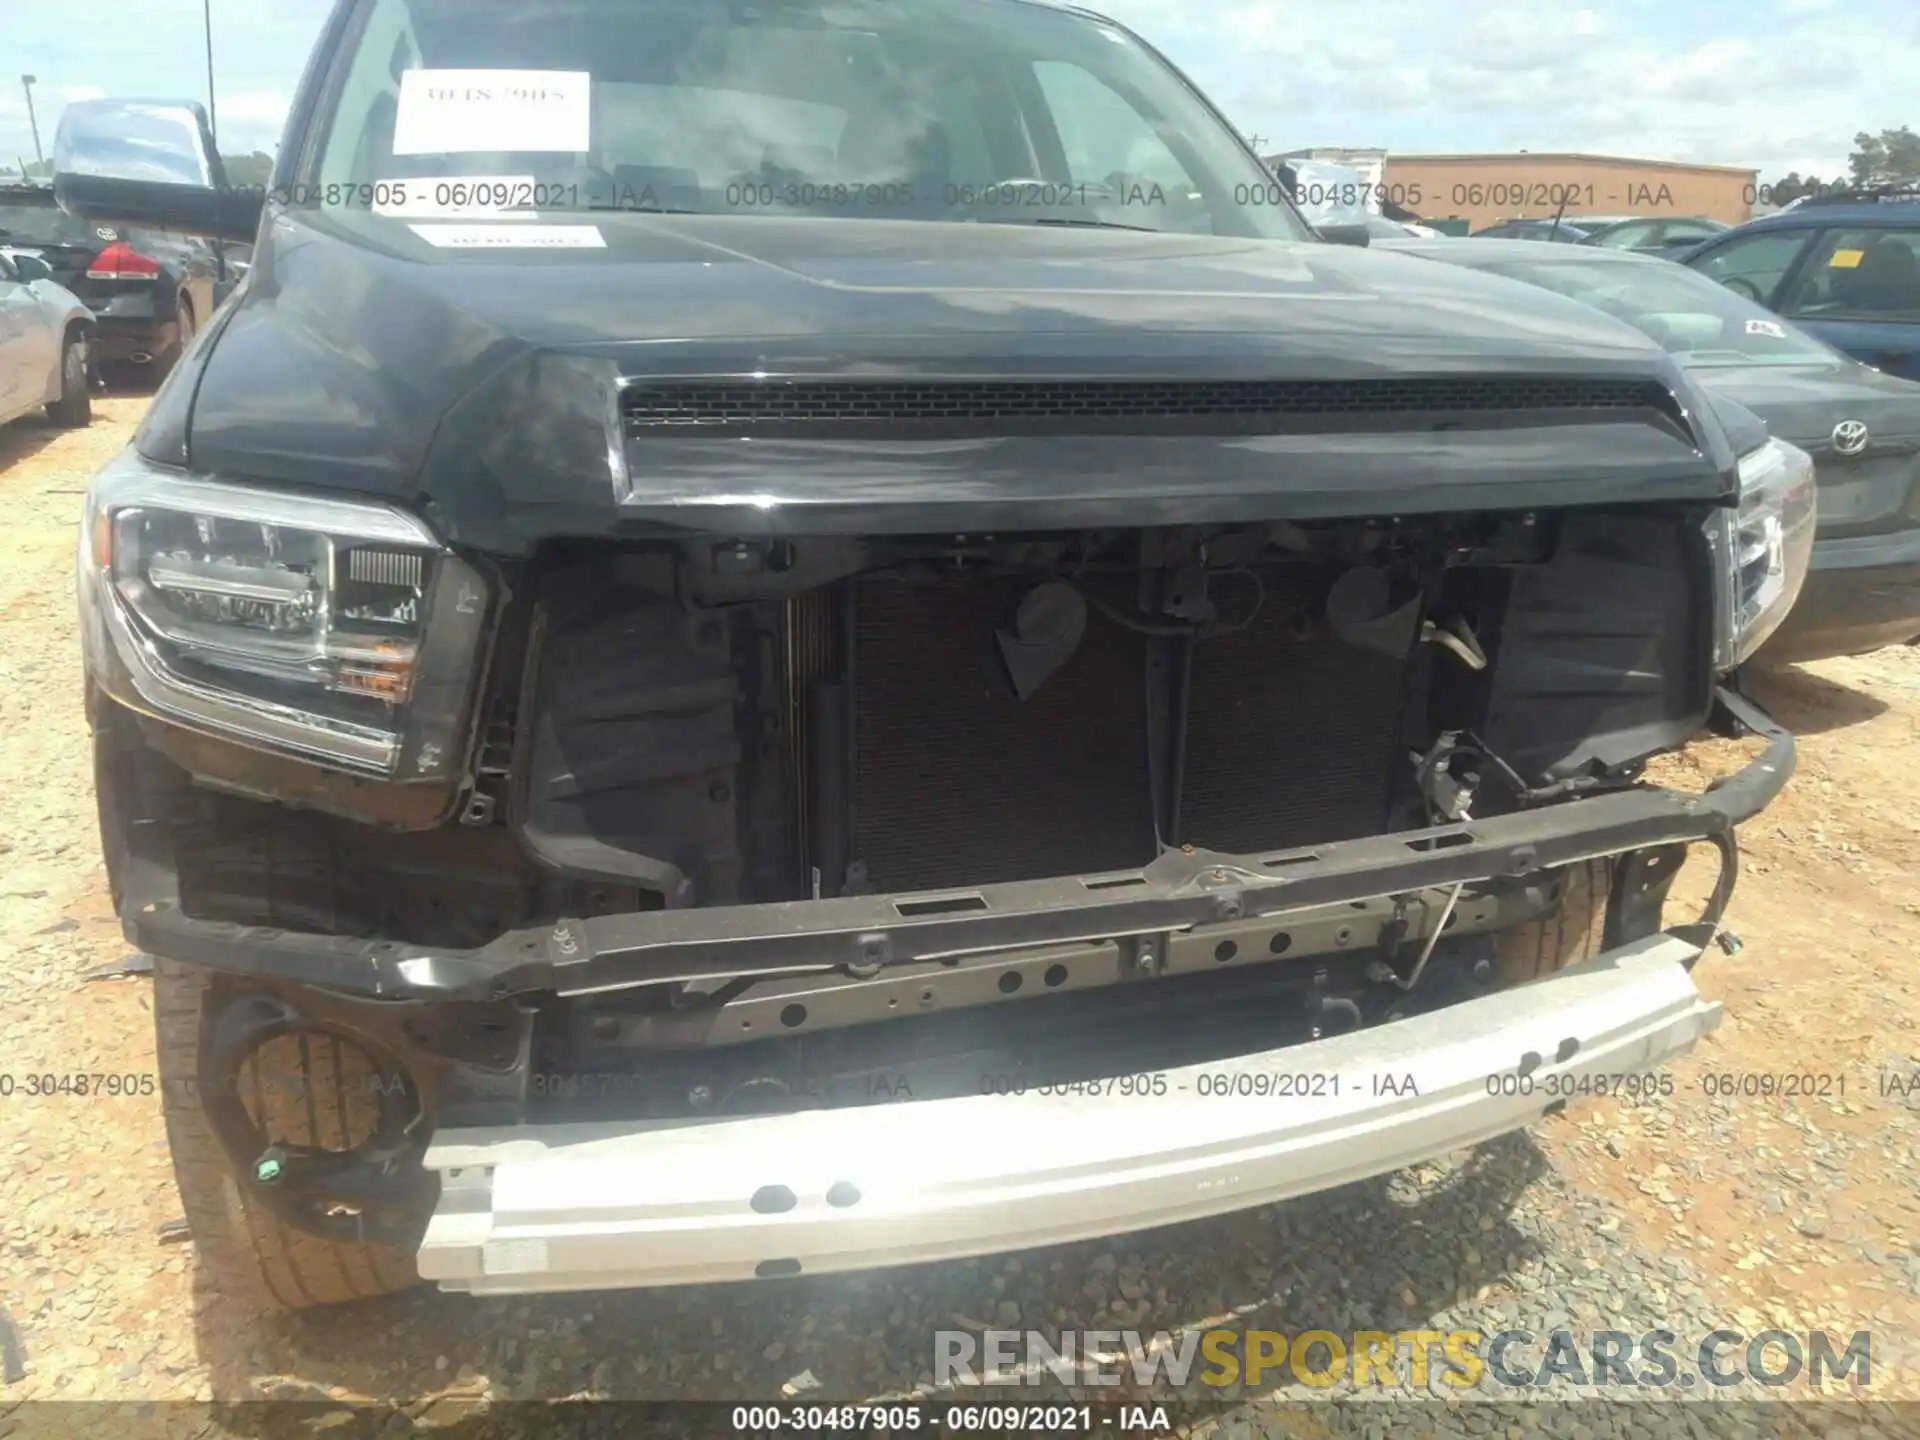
[975,1071,1413,1099]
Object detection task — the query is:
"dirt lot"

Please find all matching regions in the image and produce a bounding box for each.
[3,400,1920,1432]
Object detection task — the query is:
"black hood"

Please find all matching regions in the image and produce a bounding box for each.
[1698,391,1771,458]
[171,210,1737,551]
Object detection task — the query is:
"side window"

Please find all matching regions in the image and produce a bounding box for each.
[1691,230,1814,306]
[926,76,996,188]
[1780,228,1920,321]
[1028,60,1209,231]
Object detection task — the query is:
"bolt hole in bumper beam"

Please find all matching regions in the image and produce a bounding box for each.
[122,687,1791,1004]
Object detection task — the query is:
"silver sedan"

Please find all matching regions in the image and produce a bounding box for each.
[0,246,93,430]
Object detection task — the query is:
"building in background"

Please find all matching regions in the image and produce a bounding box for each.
[1381,153,1758,231]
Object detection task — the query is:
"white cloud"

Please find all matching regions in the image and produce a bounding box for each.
[1100,0,1907,177]
[206,88,293,153]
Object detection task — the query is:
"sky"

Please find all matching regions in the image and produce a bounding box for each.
[2,0,1912,180]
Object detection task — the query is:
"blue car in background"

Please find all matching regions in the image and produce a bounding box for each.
[1684,181,1920,382]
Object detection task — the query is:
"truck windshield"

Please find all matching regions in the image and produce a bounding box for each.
[309,0,1310,240]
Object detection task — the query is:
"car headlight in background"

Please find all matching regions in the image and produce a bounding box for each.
[79,451,490,780]
[1711,436,1817,671]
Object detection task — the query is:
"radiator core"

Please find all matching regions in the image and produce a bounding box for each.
[845,568,1404,894]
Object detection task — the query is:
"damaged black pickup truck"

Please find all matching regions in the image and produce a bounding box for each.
[57,0,1808,1309]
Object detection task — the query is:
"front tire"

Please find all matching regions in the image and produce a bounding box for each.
[1492,857,1611,983]
[154,957,422,1311]
[45,331,91,428]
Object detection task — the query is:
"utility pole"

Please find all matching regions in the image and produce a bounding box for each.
[1247,133,1268,151]
[203,0,229,284]
[21,75,42,167]
[203,0,218,145]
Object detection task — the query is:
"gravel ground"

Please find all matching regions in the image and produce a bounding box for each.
[3,400,1919,1436]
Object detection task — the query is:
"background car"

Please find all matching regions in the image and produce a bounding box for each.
[0,245,93,429]
[1683,180,1920,382]
[1361,212,1435,240]
[1475,214,1727,257]
[1474,217,1592,243]
[0,181,220,381]
[1396,236,1920,664]
[1564,214,1729,256]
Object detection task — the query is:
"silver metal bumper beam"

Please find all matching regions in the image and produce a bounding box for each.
[415,932,1717,1295]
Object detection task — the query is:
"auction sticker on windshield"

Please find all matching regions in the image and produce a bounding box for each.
[392,69,591,154]
[407,223,606,249]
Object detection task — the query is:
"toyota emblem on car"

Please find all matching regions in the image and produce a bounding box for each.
[1832,419,1870,455]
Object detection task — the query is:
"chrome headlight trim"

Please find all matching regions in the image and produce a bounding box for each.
[78,447,490,780]
[1712,437,1818,671]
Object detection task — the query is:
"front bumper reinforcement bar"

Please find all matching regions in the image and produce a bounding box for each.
[415,930,1720,1292]
[121,688,1792,1001]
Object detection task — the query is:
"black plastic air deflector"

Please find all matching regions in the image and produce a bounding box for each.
[520,583,742,904]
[1477,512,1713,784]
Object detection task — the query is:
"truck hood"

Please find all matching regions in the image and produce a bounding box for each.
[174,210,1736,551]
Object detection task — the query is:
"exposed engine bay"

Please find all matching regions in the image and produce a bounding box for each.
[131,506,1719,1132]
[513,509,1708,903]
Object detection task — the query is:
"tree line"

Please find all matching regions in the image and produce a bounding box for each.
[1761,126,1919,204]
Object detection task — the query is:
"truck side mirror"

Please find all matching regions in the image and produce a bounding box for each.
[52,98,262,245]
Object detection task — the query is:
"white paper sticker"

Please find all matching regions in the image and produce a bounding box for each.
[409,223,605,249]
[1745,317,1788,339]
[392,69,591,155]
[482,1237,550,1275]
[376,176,541,220]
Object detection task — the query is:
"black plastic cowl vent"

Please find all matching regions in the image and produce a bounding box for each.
[621,376,1683,437]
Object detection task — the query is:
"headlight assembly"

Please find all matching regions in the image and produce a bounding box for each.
[79,450,490,781]
[1712,437,1817,672]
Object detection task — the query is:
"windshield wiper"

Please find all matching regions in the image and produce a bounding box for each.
[977,216,1160,233]
[584,204,705,216]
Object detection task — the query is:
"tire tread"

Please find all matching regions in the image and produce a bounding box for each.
[153,956,420,1312]
[1493,857,1611,983]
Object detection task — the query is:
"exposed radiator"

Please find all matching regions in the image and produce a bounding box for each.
[840,567,1406,894]
[1178,567,1405,853]
[849,574,1157,893]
